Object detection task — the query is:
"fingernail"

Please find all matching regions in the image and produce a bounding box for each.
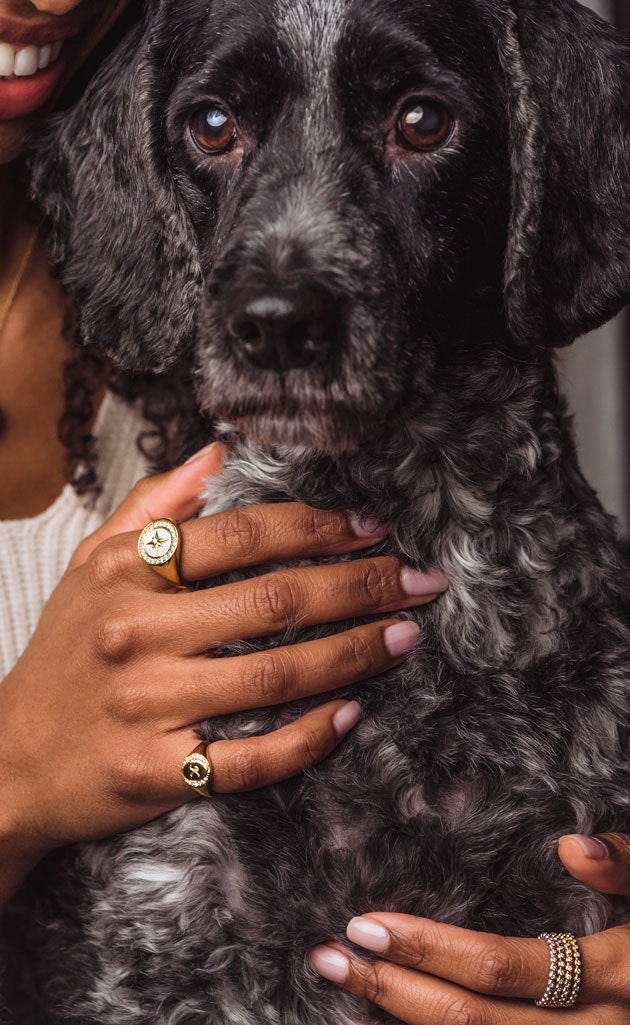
[332,701,362,738]
[310,945,350,984]
[384,621,421,657]
[401,567,449,596]
[559,834,610,860]
[349,514,386,539]
[346,917,389,953]
[183,442,218,466]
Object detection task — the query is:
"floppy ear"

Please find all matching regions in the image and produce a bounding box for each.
[485,0,630,346]
[29,6,201,373]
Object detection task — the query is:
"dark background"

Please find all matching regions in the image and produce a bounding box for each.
[614,1,630,33]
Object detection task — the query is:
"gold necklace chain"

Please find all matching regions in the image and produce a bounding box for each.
[0,223,40,337]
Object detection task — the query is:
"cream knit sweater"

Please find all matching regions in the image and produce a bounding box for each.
[1,392,149,679]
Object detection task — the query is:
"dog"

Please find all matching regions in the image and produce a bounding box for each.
[6,0,630,1022]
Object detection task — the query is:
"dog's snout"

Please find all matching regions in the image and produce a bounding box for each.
[227,287,338,372]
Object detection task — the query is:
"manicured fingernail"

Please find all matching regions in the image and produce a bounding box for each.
[401,567,448,596]
[183,442,218,466]
[349,514,386,538]
[346,917,389,953]
[560,834,610,860]
[310,945,350,984]
[384,621,421,657]
[332,701,362,738]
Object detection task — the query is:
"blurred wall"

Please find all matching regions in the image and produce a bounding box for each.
[556,0,629,534]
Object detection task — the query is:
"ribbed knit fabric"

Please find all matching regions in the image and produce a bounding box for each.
[0,392,150,678]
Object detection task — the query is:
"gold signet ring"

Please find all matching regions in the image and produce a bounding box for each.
[181,743,213,798]
[138,518,183,586]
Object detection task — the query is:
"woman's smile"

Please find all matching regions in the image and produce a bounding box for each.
[0,1,117,120]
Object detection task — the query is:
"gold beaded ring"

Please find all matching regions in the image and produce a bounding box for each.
[535,932,582,1009]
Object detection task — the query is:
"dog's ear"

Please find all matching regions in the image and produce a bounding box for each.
[485,0,630,346]
[29,9,201,373]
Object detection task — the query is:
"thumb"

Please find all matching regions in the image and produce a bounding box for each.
[68,442,223,571]
[558,833,630,897]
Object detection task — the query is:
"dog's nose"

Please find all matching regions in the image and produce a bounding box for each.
[227,287,337,372]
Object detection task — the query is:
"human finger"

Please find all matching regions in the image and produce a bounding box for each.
[559,833,630,897]
[158,557,446,651]
[157,619,419,722]
[183,699,363,794]
[345,913,630,1005]
[346,915,549,1000]
[68,443,223,570]
[310,943,625,1025]
[176,503,387,583]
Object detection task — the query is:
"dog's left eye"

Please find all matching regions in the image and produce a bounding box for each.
[397,101,453,151]
[190,107,237,154]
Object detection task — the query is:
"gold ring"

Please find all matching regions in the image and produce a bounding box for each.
[181,742,213,798]
[535,932,582,1008]
[138,518,183,586]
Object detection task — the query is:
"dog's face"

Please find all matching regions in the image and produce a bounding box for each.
[32,0,630,451]
[163,0,510,448]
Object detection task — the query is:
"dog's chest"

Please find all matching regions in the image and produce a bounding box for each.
[8,456,630,1025]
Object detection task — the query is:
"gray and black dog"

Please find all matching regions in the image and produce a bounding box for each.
[7,0,630,1022]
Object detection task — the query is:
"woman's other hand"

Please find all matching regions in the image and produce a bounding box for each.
[310,833,630,1023]
[0,443,446,905]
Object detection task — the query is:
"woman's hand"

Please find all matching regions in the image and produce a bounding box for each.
[0,443,446,905]
[310,833,630,1023]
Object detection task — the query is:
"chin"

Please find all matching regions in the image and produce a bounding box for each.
[212,403,373,453]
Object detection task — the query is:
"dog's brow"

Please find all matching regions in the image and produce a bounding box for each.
[274,0,348,86]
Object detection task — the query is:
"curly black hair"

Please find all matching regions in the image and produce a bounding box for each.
[59,317,212,498]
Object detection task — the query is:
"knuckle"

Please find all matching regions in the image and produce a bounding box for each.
[94,613,139,664]
[394,929,430,968]
[228,745,263,790]
[86,540,132,593]
[439,996,482,1025]
[216,507,262,560]
[341,630,379,675]
[301,505,344,546]
[248,575,300,629]
[294,723,327,766]
[249,652,292,705]
[359,560,399,608]
[355,962,388,1005]
[476,948,520,996]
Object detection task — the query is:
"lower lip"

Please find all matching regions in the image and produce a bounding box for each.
[0,50,68,120]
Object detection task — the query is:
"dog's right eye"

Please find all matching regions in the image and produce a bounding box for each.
[396,100,453,152]
[189,107,237,155]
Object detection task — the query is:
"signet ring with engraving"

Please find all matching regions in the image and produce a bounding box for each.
[181,743,214,798]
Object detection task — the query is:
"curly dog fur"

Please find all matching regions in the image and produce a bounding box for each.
[4,1,630,1022]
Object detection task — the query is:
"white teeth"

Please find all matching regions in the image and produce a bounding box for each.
[14,45,38,77]
[38,44,52,70]
[0,39,64,79]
